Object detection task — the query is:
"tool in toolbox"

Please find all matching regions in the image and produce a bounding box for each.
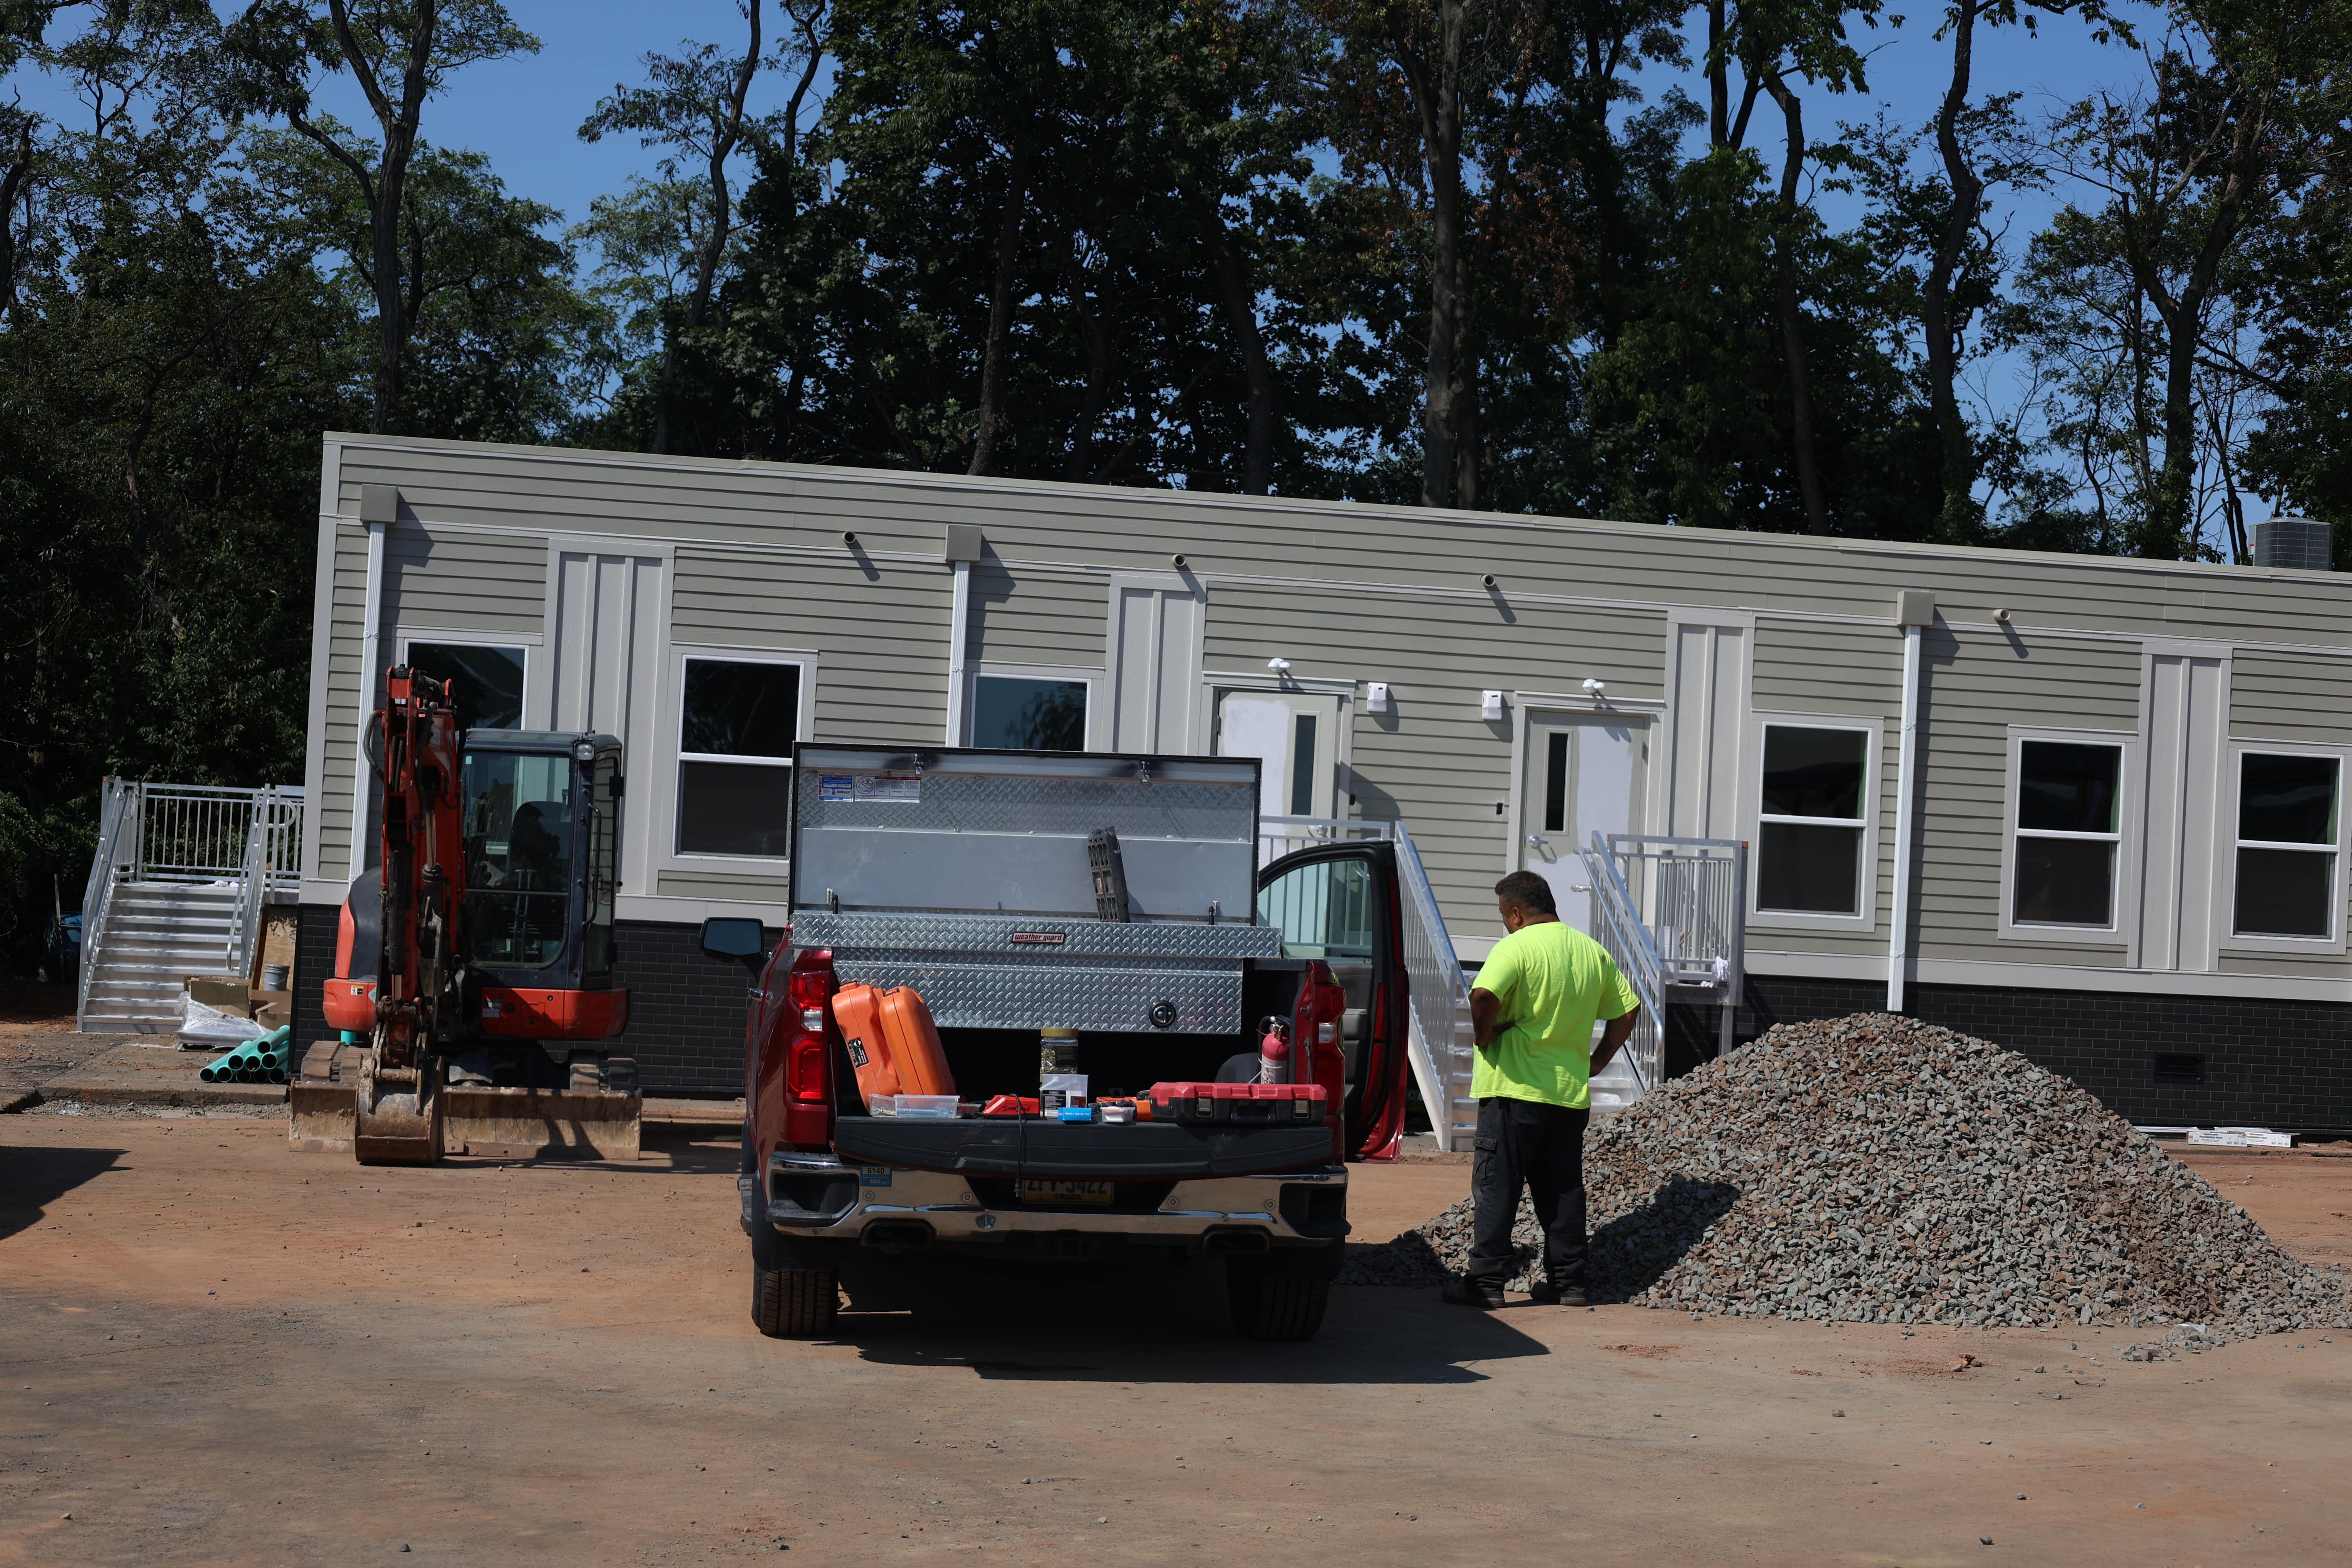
[832,983,956,1109]
[981,1094,1041,1117]
[1145,1081,1329,1124]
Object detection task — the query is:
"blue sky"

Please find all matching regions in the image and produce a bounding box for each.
[365,1,2163,232]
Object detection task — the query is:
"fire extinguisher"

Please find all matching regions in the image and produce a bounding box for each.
[1256,1014,1291,1084]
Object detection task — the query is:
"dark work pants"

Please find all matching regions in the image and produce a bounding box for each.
[1464,1096,1590,1289]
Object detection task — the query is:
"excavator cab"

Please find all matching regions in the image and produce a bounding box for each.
[294,681,638,1164]
[459,731,629,1048]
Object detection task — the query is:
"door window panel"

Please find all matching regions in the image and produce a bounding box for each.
[462,748,573,969]
[1543,731,1569,833]
[2011,740,2122,927]
[1289,715,1318,815]
[1756,725,1867,915]
[973,675,1087,751]
[1257,857,1375,960]
[405,642,525,733]
[677,657,800,858]
[2234,753,2339,938]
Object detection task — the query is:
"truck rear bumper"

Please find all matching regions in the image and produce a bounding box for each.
[752,1157,1348,1253]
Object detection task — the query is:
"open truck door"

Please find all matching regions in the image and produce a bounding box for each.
[1256,842,1412,1161]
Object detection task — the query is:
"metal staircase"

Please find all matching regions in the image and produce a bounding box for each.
[77,781,304,1033]
[1575,832,1748,1109]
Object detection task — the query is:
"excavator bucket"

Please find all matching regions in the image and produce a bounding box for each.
[352,1052,445,1165]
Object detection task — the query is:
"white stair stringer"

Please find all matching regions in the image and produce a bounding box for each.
[79,881,244,1032]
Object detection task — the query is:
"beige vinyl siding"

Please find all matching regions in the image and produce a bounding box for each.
[316,435,2352,995]
[1203,583,1665,953]
[316,523,372,883]
[2229,647,2352,744]
[1748,619,1906,956]
[969,562,1107,667]
[656,870,791,902]
[333,437,2352,654]
[1914,627,2144,965]
[383,525,546,633]
[671,546,949,746]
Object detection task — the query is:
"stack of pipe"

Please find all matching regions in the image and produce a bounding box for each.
[202,1025,293,1084]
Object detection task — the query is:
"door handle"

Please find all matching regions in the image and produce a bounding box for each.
[1525,833,1548,848]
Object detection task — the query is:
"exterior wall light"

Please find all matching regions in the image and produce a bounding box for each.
[1366,681,1391,713]
[1267,657,1292,673]
[1582,678,1607,697]
[1481,690,1505,721]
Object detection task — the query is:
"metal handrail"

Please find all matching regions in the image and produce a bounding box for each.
[75,779,139,1027]
[1388,820,1474,1149]
[1256,813,1474,1150]
[1577,835,1664,1094]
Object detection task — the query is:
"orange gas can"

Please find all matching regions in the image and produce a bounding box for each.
[830,983,957,1108]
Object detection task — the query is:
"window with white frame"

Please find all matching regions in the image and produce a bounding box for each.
[675,657,801,858]
[1756,724,1868,915]
[971,674,1087,751]
[2233,752,2341,939]
[402,641,526,734]
[2010,739,2123,927]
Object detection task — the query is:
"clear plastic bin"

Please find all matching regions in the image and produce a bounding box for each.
[895,1094,960,1119]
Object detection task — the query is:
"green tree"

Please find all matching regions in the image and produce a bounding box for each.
[225,0,538,432]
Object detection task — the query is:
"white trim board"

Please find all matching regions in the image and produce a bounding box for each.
[1744,947,2352,1004]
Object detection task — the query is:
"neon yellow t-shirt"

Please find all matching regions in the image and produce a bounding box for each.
[1470,921,1641,1109]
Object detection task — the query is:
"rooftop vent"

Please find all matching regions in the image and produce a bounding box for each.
[2252,516,2332,570]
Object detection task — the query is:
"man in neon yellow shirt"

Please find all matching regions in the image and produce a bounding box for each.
[1443,871,1641,1310]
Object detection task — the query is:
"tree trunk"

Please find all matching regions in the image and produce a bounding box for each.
[653,0,763,457]
[1765,74,1829,535]
[0,116,29,326]
[1922,0,1982,540]
[1063,250,1117,481]
[1392,0,1466,508]
[968,138,1032,477]
[325,0,438,435]
[1201,203,1274,495]
[1708,0,1729,146]
[2140,92,2269,560]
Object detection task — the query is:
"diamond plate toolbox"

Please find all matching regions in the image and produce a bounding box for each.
[794,911,1283,1033]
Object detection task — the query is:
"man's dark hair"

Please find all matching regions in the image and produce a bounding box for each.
[1494,870,1557,916]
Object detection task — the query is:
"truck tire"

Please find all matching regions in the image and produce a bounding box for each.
[751,1262,840,1338]
[1227,1259,1329,1341]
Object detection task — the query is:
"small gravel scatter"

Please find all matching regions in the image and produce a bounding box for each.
[1341,1013,2352,1340]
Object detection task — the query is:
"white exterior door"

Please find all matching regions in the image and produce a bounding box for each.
[1215,690,1342,820]
[1520,713,1648,937]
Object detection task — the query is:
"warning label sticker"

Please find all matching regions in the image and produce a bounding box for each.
[851,771,922,804]
[817,774,854,801]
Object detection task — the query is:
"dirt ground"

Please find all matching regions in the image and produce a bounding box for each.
[3,1109,2348,1567]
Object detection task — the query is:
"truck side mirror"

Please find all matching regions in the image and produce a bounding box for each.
[700,917,768,970]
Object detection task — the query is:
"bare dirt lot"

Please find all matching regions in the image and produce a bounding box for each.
[4,1106,2348,1566]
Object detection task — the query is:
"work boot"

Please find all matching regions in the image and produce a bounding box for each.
[1528,1281,1588,1308]
[1441,1278,1505,1310]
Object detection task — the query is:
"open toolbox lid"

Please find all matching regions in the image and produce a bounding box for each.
[791,745,1263,923]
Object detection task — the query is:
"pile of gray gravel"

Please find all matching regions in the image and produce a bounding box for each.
[1346,1013,2350,1339]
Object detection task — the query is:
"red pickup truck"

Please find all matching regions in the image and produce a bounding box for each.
[705,744,1416,1342]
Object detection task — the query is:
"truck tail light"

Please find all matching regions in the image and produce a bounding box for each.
[782,950,837,1146]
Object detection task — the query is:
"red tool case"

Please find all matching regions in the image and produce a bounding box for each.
[1145,1081,1328,1125]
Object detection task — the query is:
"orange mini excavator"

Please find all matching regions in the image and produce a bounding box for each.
[289,664,637,1164]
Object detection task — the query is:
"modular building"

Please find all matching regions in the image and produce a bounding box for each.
[294,433,2352,1131]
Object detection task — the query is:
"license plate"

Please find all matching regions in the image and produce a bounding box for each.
[1016,1179,1115,1206]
